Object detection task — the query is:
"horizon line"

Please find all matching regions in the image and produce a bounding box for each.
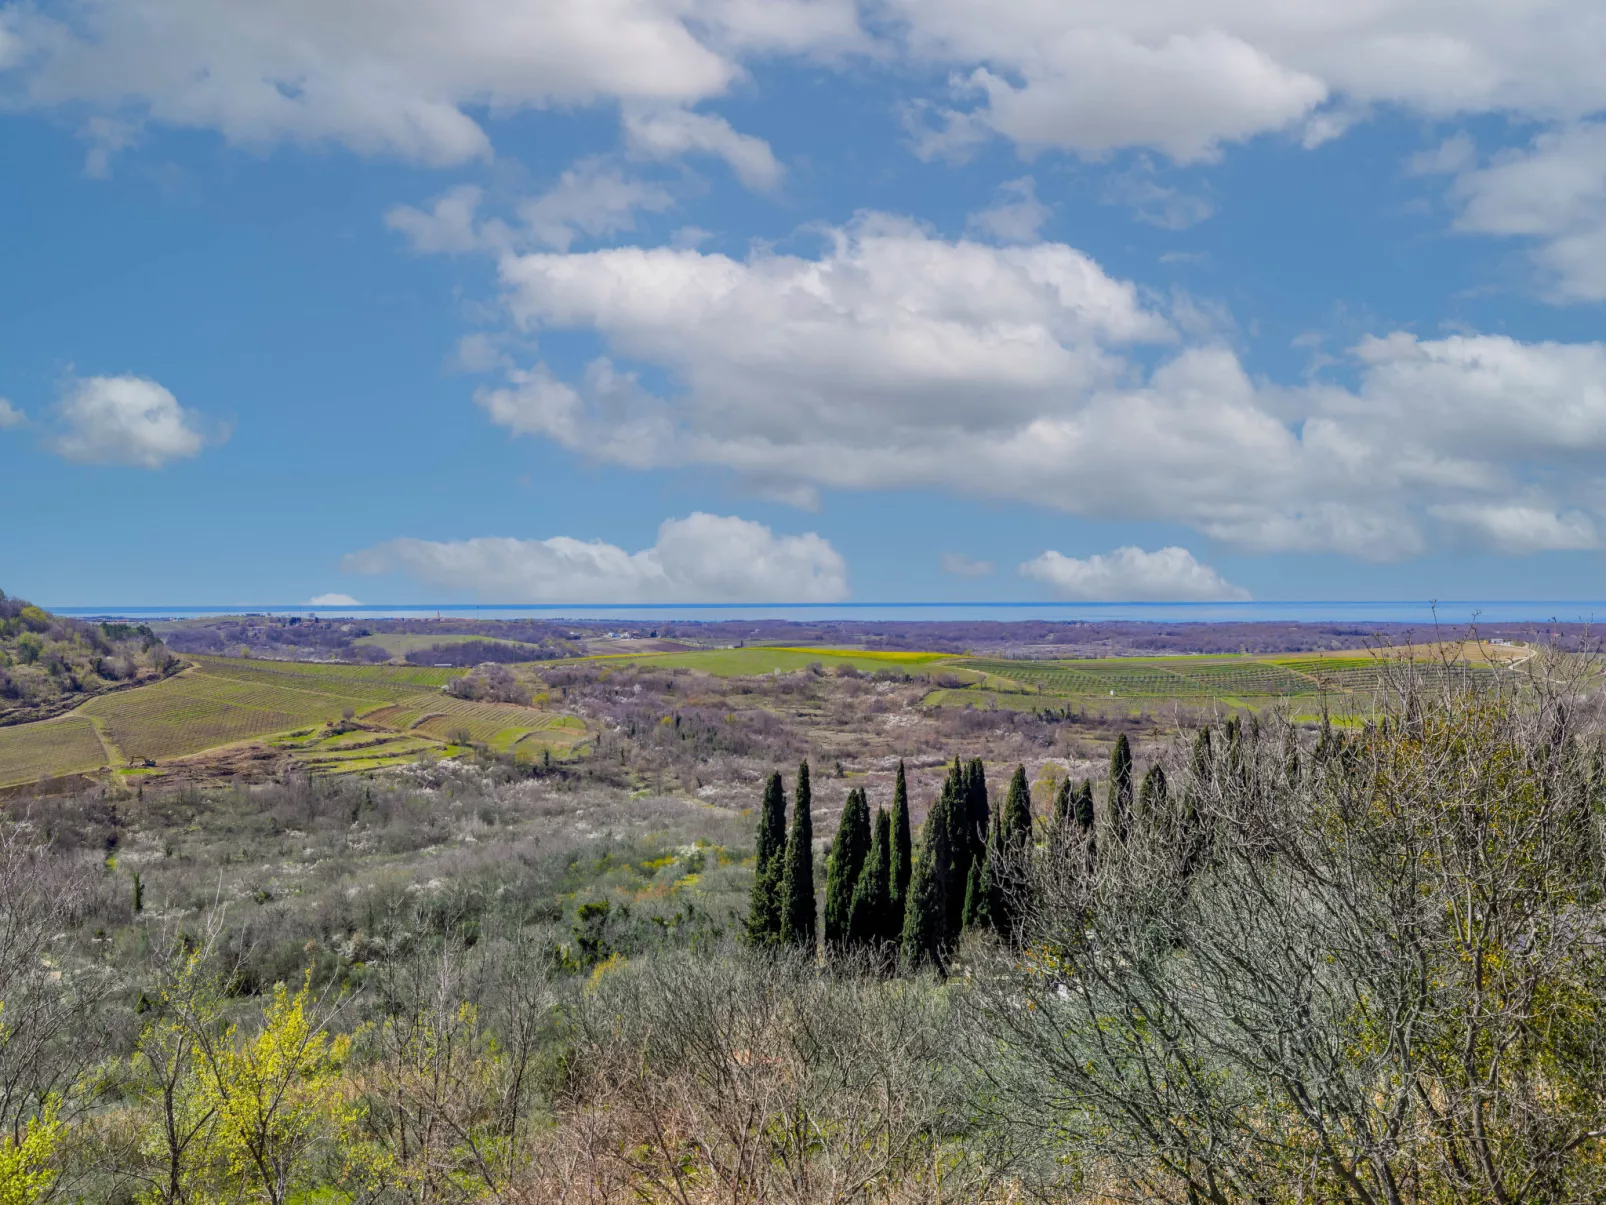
[45,600,1606,613]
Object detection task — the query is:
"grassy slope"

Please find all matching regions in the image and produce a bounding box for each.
[2,655,587,784]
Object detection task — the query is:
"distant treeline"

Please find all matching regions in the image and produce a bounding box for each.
[404,639,559,667]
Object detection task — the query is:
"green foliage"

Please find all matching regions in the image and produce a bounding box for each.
[889,760,912,931]
[899,799,948,972]
[823,787,871,952]
[1002,763,1032,848]
[779,761,816,952]
[0,1095,60,1205]
[1137,762,1167,820]
[1074,779,1095,833]
[940,758,989,945]
[1107,732,1133,841]
[745,772,787,947]
[846,808,895,956]
[0,591,178,727]
[961,854,987,933]
[199,975,355,1203]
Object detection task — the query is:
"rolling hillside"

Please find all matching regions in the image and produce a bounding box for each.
[0,590,182,726]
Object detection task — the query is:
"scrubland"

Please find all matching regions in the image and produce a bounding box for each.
[0,646,1603,1202]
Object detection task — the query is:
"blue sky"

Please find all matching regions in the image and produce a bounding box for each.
[3,1,1606,607]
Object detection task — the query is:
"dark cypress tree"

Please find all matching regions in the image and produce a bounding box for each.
[890,763,912,931]
[1107,733,1133,842]
[824,787,871,952]
[1003,764,1033,849]
[942,758,989,944]
[1137,763,1168,821]
[965,758,992,857]
[981,765,1034,939]
[847,807,893,958]
[1075,780,1095,832]
[779,761,817,952]
[1052,777,1072,828]
[961,854,987,932]
[901,796,950,972]
[1180,727,1213,875]
[1074,778,1097,868]
[745,771,787,946]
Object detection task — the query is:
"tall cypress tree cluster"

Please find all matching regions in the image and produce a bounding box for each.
[745,763,911,964]
[745,771,788,947]
[902,759,1054,967]
[779,761,817,951]
[749,738,1195,974]
[824,787,871,952]
[846,807,896,958]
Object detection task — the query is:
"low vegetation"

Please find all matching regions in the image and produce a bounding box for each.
[0,646,1601,1202]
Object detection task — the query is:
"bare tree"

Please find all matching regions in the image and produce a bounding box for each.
[976,650,1606,1204]
[565,947,993,1204]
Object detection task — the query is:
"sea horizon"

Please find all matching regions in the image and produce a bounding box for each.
[45,600,1606,625]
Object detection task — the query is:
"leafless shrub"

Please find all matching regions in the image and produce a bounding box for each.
[976,648,1606,1205]
[560,947,997,1204]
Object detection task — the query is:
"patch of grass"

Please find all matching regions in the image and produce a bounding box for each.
[946,651,1511,709]
[0,717,109,787]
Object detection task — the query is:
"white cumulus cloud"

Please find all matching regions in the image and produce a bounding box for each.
[468,216,1606,558]
[1426,503,1599,553]
[386,162,675,257]
[385,185,491,255]
[891,1,1606,163]
[9,1,1603,173]
[965,177,1052,243]
[1448,122,1606,301]
[1021,546,1250,601]
[622,106,783,190]
[343,513,849,603]
[51,375,212,468]
[0,399,24,429]
[0,0,766,165]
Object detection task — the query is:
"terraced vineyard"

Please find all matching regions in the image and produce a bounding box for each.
[0,651,600,787]
[365,696,587,753]
[78,658,464,760]
[0,717,109,787]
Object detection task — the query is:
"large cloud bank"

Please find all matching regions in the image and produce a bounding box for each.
[344,512,849,602]
[6,1,1606,165]
[470,216,1606,559]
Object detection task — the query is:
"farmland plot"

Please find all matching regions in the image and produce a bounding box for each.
[0,717,108,787]
[79,659,462,760]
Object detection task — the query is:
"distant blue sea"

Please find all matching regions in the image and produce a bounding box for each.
[47,601,1606,625]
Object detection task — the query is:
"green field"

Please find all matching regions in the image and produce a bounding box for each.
[566,646,956,676]
[0,717,109,787]
[945,651,1508,710]
[364,695,588,753]
[77,657,463,760]
[0,654,597,786]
